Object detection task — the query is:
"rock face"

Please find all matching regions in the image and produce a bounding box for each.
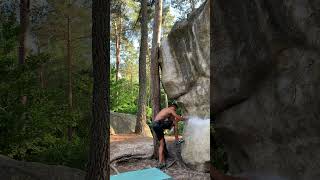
[212,0,320,179]
[110,112,152,137]
[160,1,210,172]
[0,155,85,180]
[160,1,210,118]
[181,117,210,172]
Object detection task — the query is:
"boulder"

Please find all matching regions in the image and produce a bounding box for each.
[160,0,210,172]
[110,112,152,137]
[212,0,320,179]
[160,1,210,117]
[110,127,116,135]
[0,155,85,180]
[181,117,210,172]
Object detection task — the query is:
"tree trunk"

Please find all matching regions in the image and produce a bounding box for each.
[85,0,109,179]
[39,64,45,89]
[67,9,73,142]
[37,46,45,89]
[115,14,121,81]
[147,48,151,108]
[160,73,168,108]
[150,0,164,159]
[18,0,29,65]
[150,0,162,120]
[19,0,30,106]
[135,0,148,136]
[164,92,168,108]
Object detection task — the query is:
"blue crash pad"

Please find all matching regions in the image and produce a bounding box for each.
[110,168,173,180]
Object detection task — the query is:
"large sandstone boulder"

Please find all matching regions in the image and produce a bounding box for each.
[110,112,152,137]
[160,1,210,118]
[0,155,85,180]
[212,0,320,179]
[160,1,210,172]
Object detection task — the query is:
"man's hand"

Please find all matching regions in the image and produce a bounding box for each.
[181,115,188,121]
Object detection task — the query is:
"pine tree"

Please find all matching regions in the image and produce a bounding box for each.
[135,0,148,136]
[86,0,109,179]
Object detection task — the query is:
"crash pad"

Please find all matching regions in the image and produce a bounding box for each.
[110,168,173,180]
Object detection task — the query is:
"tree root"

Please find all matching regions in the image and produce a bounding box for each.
[110,153,152,166]
[110,164,119,175]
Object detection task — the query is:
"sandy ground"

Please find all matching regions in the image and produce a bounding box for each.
[110,133,210,180]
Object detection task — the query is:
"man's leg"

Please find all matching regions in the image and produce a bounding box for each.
[158,137,165,163]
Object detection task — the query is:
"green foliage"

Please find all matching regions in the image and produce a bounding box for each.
[0,12,91,167]
[0,53,91,167]
[170,0,206,20]
[0,14,18,56]
[28,137,89,170]
[110,67,139,114]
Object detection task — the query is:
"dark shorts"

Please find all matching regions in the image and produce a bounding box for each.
[152,121,164,141]
[152,119,173,141]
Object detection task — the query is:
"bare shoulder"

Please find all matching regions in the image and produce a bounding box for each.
[161,107,171,113]
[167,108,175,114]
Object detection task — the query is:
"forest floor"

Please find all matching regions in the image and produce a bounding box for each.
[110,134,210,180]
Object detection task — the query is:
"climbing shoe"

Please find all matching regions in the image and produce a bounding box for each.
[156,163,166,169]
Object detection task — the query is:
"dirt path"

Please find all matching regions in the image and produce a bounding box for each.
[110,134,210,180]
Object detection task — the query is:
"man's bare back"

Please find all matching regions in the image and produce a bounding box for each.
[154,106,183,122]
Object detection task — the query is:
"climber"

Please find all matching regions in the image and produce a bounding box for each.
[152,102,186,169]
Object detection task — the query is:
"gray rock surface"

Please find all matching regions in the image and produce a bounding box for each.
[181,117,210,172]
[212,0,320,179]
[160,1,210,172]
[160,1,210,118]
[110,112,152,137]
[0,155,85,180]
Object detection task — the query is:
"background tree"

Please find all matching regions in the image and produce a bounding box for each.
[18,0,29,65]
[135,0,148,136]
[150,0,164,159]
[150,0,162,120]
[33,0,91,141]
[66,0,73,141]
[170,0,205,20]
[19,0,30,106]
[115,8,122,82]
[0,0,93,169]
[86,0,109,179]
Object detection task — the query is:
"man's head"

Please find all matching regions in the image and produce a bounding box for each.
[169,102,178,111]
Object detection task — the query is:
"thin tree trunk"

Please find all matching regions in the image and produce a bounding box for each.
[19,0,30,106]
[130,70,133,97]
[39,64,45,88]
[160,71,168,108]
[37,45,45,89]
[150,0,164,159]
[150,0,162,119]
[164,92,168,108]
[147,48,151,108]
[18,0,29,65]
[115,16,121,81]
[67,9,73,142]
[135,0,148,136]
[86,0,109,179]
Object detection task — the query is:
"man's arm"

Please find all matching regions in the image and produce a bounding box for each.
[170,110,184,121]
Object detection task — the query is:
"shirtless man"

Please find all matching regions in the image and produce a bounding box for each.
[152,103,186,168]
